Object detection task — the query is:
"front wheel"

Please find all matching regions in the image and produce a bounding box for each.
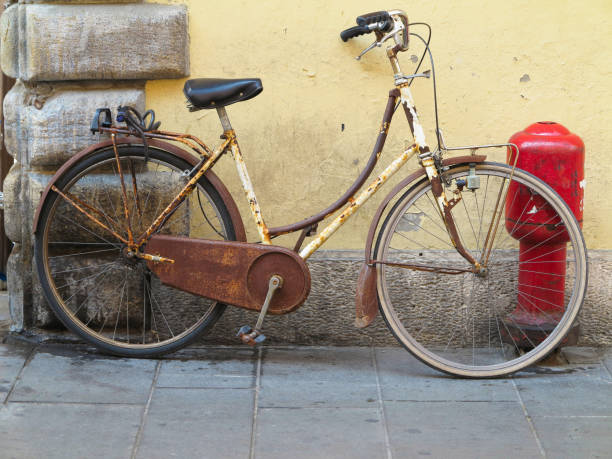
[374,162,588,377]
[35,145,237,357]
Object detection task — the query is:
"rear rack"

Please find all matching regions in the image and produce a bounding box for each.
[90,106,213,158]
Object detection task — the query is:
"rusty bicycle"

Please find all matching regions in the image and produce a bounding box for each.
[33,10,587,377]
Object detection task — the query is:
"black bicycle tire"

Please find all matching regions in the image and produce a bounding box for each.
[34,145,236,357]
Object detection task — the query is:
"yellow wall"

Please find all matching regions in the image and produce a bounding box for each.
[147,0,612,250]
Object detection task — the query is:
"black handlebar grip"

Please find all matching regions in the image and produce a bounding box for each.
[356,11,391,27]
[340,24,371,42]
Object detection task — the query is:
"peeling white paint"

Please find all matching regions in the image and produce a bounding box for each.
[527,205,538,214]
[579,179,586,189]
[400,86,428,148]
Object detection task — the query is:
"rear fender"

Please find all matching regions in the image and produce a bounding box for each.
[32,137,246,242]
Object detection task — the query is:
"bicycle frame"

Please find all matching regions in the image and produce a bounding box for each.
[92,45,518,272]
[99,86,419,257]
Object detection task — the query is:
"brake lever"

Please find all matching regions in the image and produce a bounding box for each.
[355,40,381,60]
[355,15,407,61]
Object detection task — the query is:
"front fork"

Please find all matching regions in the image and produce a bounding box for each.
[420,154,482,272]
[399,85,483,273]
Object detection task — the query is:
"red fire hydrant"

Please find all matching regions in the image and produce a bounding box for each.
[503,122,584,348]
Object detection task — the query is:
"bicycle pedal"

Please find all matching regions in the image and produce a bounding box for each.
[237,328,266,346]
[236,325,252,337]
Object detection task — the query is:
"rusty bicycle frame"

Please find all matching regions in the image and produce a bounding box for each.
[60,10,519,280]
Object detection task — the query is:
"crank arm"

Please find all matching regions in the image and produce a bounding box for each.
[237,275,283,346]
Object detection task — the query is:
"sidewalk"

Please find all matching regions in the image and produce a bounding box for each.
[1,295,611,458]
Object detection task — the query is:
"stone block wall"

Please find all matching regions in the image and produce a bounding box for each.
[0,1,189,331]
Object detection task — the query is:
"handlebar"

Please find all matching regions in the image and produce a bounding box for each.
[340,10,409,54]
[340,24,372,42]
[356,11,391,27]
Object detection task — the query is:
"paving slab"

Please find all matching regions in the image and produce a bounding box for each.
[260,347,379,408]
[0,292,9,322]
[384,400,542,458]
[136,388,253,459]
[255,407,386,459]
[10,345,157,404]
[603,349,612,376]
[0,402,142,459]
[0,342,32,403]
[157,348,256,389]
[259,378,380,409]
[561,346,605,364]
[514,364,612,417]
[375,347,517,401]
[261,347,376,381]
[531,415,612,459]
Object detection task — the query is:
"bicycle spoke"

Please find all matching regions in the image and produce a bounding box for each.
[53,186,128,245]
[51,261,118,275]
[82,267,120,326]
[461,196,479,253]
[55,213,123,250]
[50,248,120,259]
[64,264,117,313]
[112,274,128,341]
[394,221,455,249]
[54,264,119,291]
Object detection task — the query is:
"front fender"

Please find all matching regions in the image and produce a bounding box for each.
[32,137,246,242]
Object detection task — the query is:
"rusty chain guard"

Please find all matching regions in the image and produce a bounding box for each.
[145,235,311,314]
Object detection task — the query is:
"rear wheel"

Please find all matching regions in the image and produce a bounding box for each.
[35,145,236,357]
[374,162,588,377]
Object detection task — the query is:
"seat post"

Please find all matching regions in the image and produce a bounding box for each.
[216,107,233,132]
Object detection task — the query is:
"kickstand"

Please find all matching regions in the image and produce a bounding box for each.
[237,275,283,345]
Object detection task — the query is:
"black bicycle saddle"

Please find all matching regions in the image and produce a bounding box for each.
[184,78,263,111]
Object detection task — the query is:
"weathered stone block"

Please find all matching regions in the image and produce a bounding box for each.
[4,81,145,166]
[4,165,53,245]
[19,1,142,3]
[0,4,189,81]
[7,244,29,332]
[0,5,18,78]
[3,164,22,244]
[24,170,53,235]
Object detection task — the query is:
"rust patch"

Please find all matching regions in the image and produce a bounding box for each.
[111,134,135,246]
[50,185,128,245]
[231,136,271,243]
[146,235,311,314]
[135,137,231,247]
